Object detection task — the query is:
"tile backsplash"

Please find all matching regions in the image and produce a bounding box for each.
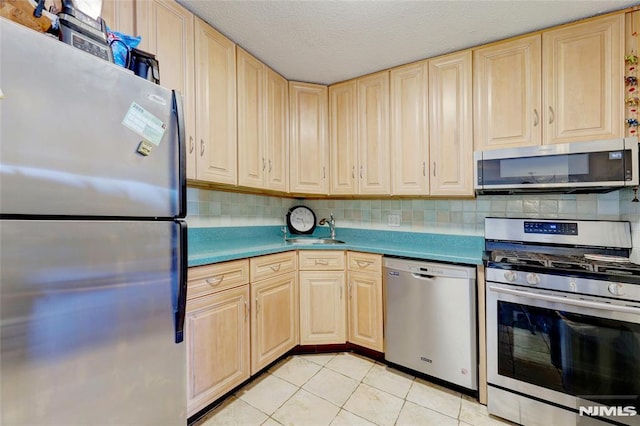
[187,187,638,236]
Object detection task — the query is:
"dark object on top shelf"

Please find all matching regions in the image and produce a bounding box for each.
[57,0,113,62]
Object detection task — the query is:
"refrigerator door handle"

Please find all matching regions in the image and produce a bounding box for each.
[172,90,187,219]
[175,221,188,343]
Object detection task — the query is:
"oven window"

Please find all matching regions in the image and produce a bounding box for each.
[497,301,640,408]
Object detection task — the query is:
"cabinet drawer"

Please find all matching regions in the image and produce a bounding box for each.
[299,250,345,270]
[187,259,250,299]
[347,251,382,273]
[250,251,297,282]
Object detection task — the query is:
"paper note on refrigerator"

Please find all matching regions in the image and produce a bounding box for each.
[122,102,167,146]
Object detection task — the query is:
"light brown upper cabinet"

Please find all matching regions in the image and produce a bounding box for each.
[265,68,289,192]
[329,72,390,196]
[237,48,289,191]
[329,81,358,195]
[289,82,329,195]
[357,71,391,195]
[544,15,623,144]
[474,35,542,150]
[100,0,135,35]
[475,14,623,150]
[429,51,474,196]
[194,19,237,184]
[390,61,429,195]
[237,48,266,188]
[135,0,196,179]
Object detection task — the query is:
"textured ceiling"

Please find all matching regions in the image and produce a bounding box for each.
[177,0,639,85]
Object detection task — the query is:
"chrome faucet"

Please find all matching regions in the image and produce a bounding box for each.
[319,213,336,239]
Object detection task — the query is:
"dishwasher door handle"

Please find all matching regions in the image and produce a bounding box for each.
[411,273,436,280]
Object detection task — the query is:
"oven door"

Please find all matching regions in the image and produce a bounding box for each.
[487,282,640,418]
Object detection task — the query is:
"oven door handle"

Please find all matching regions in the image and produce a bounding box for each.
[489,285,640,315]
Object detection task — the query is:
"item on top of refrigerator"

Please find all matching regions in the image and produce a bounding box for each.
[57,0,113,62]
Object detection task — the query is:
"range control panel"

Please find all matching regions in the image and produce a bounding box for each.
[524,221,578,235]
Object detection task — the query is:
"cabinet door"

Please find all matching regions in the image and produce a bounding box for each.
[474,35,542,150]
[237,47,266,189]
[289,82,329,194]
[265,68,289,192]
[429,51,474,196]
[299,271,346,345]
[251,272,298,374]
[357,71,391,195]
[194,19,237,184]
[348,271,383,352]
[186,285,250,416]
[543,14,623,144]
[100,0,135,35]
[390,61,429,195]
[329,81,358,195]
[135,0,196,179]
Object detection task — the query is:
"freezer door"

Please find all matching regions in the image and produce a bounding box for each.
[0,220,186,425]
[0,18,184,218]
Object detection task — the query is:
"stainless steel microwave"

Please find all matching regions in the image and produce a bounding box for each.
[474,138,639,194]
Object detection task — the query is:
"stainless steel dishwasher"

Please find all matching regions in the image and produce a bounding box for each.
[383,257,477,391]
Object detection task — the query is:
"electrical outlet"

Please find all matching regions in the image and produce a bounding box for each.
[388,214,401,227]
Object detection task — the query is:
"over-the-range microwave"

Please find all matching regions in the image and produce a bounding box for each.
[474,137,639,195]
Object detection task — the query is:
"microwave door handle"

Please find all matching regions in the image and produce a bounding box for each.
[488,285,640,315]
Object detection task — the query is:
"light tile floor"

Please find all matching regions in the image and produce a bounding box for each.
[193,352,513,426]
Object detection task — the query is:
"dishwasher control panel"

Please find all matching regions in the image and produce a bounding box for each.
[384,257,476,279]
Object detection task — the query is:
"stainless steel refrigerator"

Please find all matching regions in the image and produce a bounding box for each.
[0,18,187,425]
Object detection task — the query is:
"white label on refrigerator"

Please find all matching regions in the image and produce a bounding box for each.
[122,102,167,146]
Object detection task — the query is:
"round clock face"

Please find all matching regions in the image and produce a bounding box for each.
[287,206,316,234]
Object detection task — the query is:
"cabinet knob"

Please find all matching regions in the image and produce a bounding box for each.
[533,109,539,127]
[548,106,555,124]
[200,139,205,156]
[189,136,194,153]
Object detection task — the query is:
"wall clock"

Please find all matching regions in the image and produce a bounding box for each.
[286,205,316,235]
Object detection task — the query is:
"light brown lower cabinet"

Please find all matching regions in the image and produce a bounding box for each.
[186,250,385,416]
[250,253,299,374]
[347,252,384,352]
[299,251,347,345]
[186,284,250,416]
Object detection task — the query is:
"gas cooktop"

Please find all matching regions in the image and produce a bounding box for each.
[490,250,640,277]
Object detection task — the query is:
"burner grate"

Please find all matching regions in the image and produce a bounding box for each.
[490,250,640,278]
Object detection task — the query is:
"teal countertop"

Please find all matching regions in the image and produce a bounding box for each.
[188,226,484,267]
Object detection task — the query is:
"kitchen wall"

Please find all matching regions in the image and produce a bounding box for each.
[619,187,640,261]
[187,187,631,236]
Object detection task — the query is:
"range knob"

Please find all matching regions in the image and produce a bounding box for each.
[608,283,625,297]
[504,271,518,282]
[526,273,540,285]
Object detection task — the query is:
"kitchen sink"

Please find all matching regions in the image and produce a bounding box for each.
[285,238,345,245]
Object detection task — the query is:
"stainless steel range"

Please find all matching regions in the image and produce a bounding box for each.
[484,218,640,426]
